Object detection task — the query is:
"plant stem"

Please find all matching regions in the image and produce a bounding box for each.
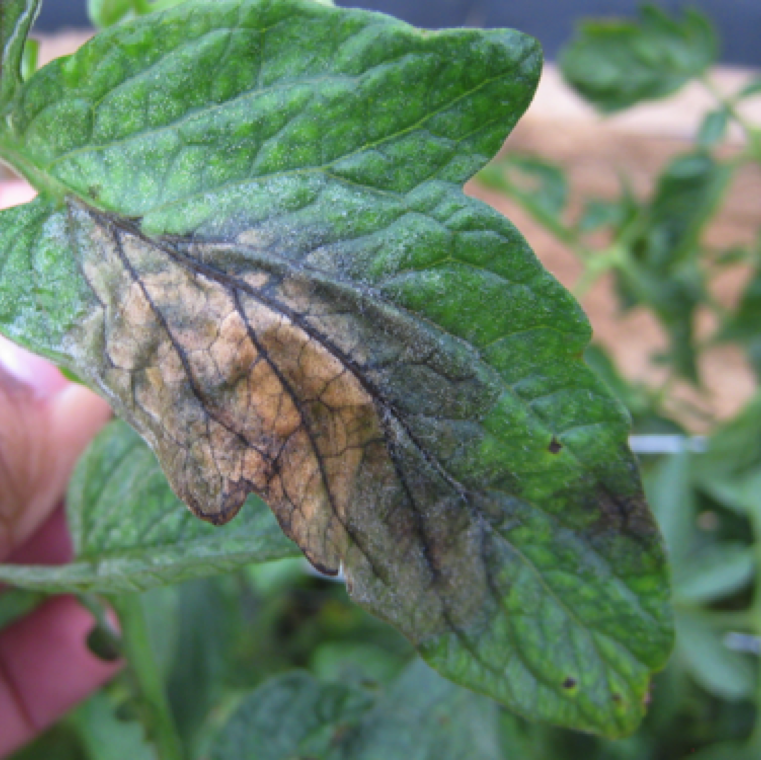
[111,594,185,760]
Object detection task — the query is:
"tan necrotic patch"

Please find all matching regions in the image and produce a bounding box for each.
[67,201,490,639]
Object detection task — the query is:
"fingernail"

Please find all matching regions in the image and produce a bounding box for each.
[0,335,68,397]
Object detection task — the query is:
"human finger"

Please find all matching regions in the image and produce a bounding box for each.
[0,595,121,758]
[0,338,111,560]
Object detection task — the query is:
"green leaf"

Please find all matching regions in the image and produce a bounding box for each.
[676,612,755,701]
[0,421,299,593]
[674,542,754,605]
[644,450,695,567]
[645,153,731,272]
[690,743,757,760]
[210,660,501,760]
[210,671,372,760]
[617,151,731,380]
[19,36,38,81]
[338,660,502,760]
[480,155,568,219]
[560,6,717,112]
[720,265,761,379]
[0,0,672,736]
[0,587,47,630]
[697,108,729,148]
[88,0,189,28]
[9,725,85,760]
[68,693,157,760]
[140,586,181,678]
[0,0,40,106]
[705,469,761,518]
[577,198,625,234]
[695,393,761,514]
[738,78,761,100]
[87,0,138,28]
[311,641,408,686]
[165,578,237,748]
[583,344,657,424]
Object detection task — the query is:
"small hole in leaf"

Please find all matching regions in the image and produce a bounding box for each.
[548,438,563,454]
[562,677,577,689]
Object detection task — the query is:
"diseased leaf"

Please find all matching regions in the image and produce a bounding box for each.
[0,421,299,593]
[0,0,672,736]
[0,0,40,105]
[560,6,717,112]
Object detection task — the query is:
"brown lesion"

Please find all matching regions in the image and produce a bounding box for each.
[65,199,492,639]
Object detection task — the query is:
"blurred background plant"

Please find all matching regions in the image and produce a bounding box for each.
[4,3,761,759]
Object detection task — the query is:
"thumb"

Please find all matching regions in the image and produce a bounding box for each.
[0,338,112,561]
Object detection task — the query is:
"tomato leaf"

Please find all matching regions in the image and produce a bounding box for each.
[0,0,40,105]
[0,0,672,736]
[560,5,717,112]
[210,660,501,760]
